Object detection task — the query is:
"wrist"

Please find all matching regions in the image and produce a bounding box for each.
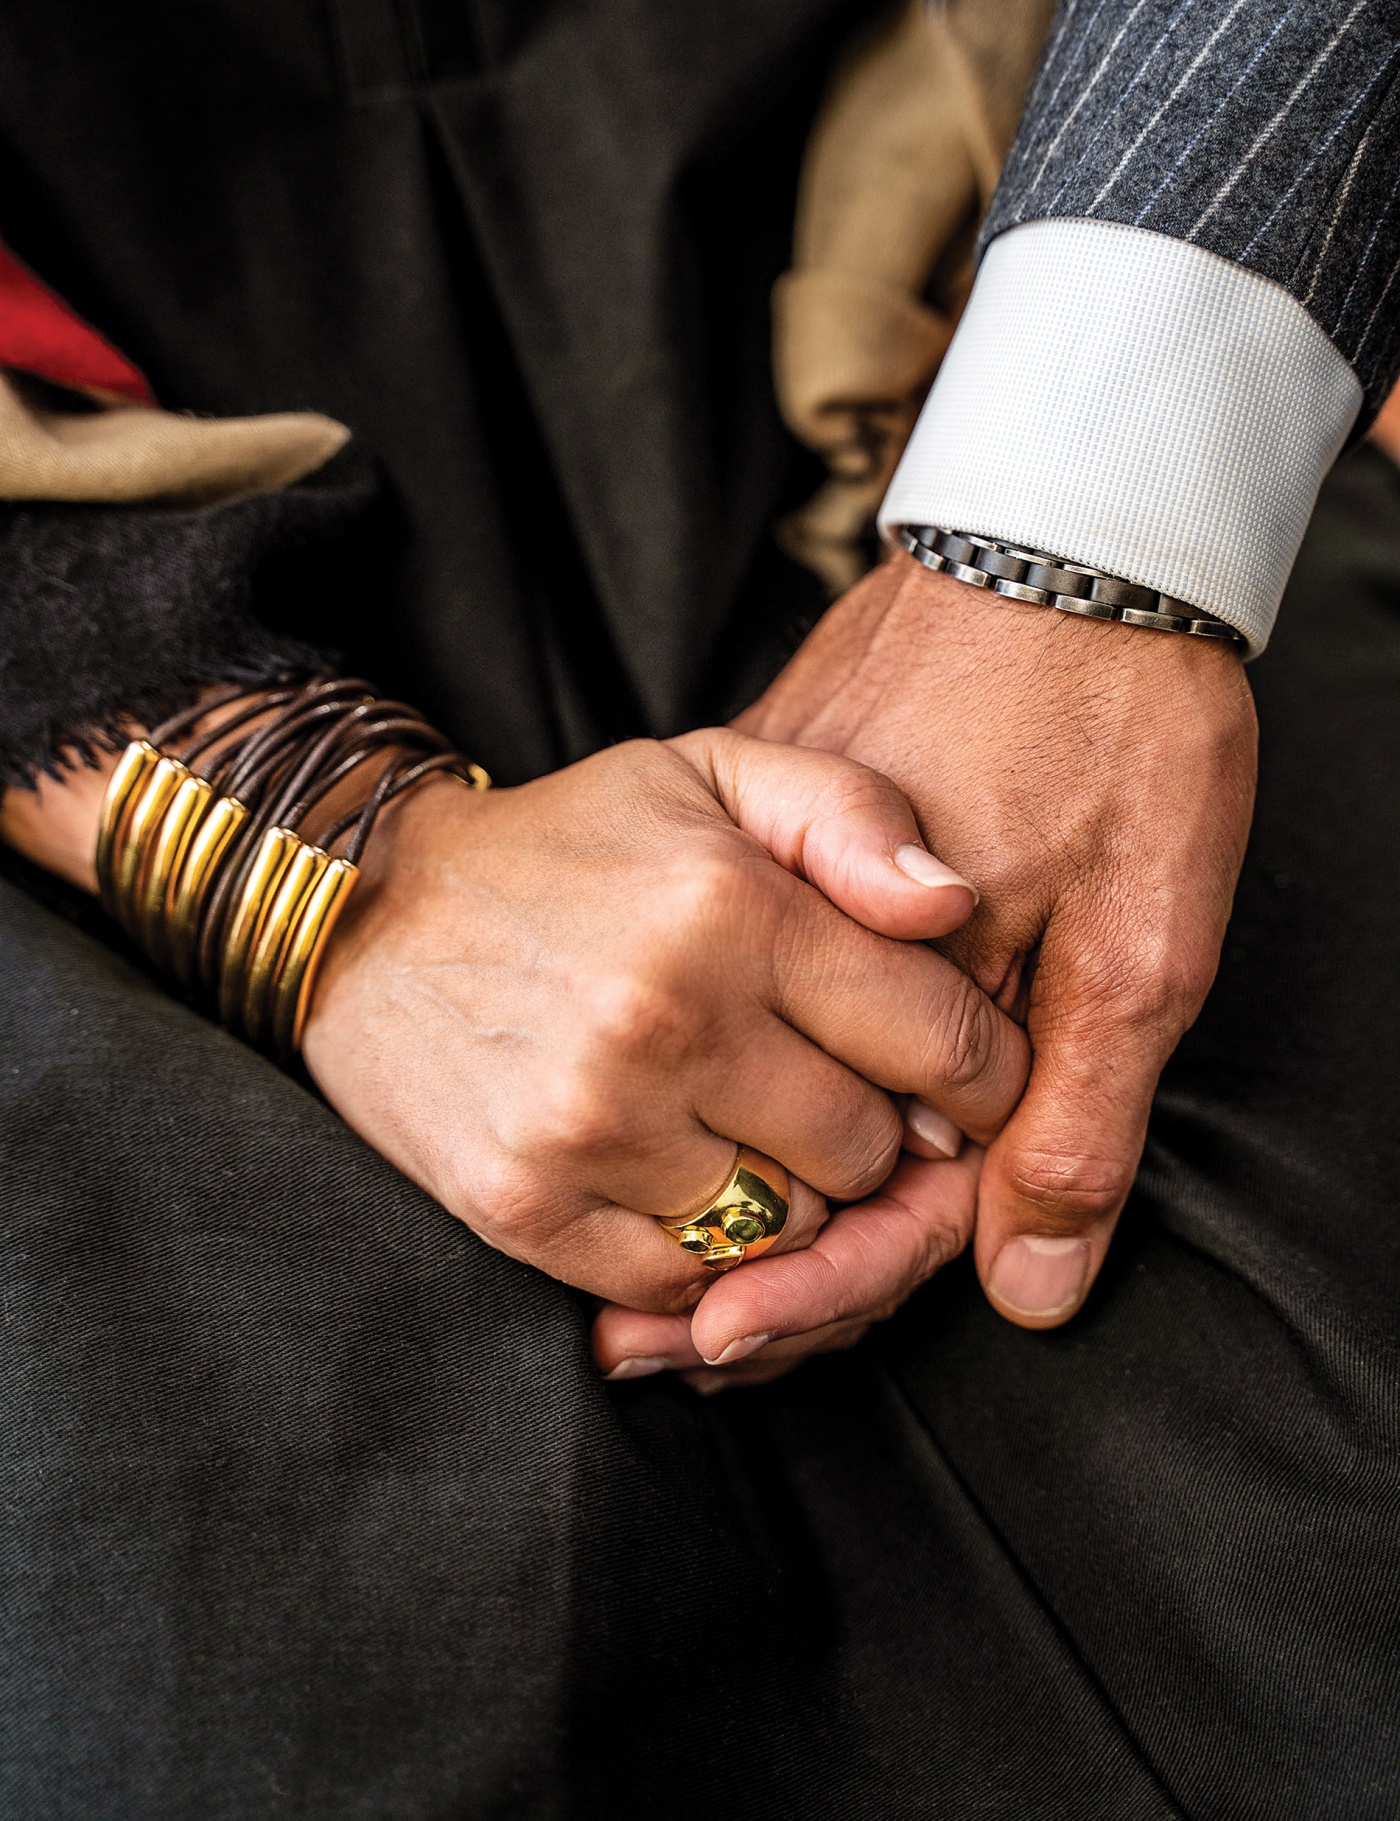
[0,748,117,892]
[300,770,490,1062]
[741,550,1250,762]
[0,690,302,894]
[84,679,485,1063]
[895,525,1247,648]
[0,689,443,900]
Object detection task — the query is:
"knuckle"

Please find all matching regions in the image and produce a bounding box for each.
[1072,918,1220,1036]
[663,846,753,933]
[449,1149,544,1245]
[821,1110,903,1202]
[580,968,691,1066]
[924,974,999,1095]
[494,1059,630,1166]
[1002,1148,1132,1230]
[533,1076,627,1159]
[810,761,895,829]
[1145,949,1217,1024]
[1118,955,1212,1029]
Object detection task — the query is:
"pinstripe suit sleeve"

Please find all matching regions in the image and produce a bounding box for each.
[988,0,1400,414]
[880,0,1400,652]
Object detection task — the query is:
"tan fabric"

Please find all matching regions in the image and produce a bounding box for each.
[0,369,349,507]
[773,0,1056,592]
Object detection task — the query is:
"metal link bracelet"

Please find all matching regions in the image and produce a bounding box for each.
[894,525,1246,649]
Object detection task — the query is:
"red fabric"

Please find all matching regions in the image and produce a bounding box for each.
[0,242,154,404]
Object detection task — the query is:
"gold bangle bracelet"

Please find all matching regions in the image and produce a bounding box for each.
[218,826,295,1029]
[93,685,484,1068]
[138,773,214,967]
[167,794,248,985]
[96,741,160,920]
[241,839,328,1046]
[111,757,188,937]
[275,857,358,1060]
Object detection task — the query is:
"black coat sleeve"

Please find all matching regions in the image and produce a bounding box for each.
[0,443,375,791]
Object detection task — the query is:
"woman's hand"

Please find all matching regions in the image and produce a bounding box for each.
[302,728,1030,1310]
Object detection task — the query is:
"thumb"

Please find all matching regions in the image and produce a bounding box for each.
[670,726,977,940]
[974,916,1190,1329]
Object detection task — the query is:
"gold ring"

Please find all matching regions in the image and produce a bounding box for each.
[656,1146,790,1271]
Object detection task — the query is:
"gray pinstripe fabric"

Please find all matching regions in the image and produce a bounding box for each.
[983,0,1400,411]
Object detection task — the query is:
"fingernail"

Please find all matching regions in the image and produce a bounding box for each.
[987,1236,1091,1319]
[603,1356,669,1381]
[905,1098,962,1158]
[893,844,978,901]
[700,1332,772,1367]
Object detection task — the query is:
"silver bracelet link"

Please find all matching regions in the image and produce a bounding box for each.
[895,526,1246,648]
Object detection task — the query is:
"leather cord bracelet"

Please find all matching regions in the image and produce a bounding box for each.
[94,676,489,1063]
[894,525,1247,649]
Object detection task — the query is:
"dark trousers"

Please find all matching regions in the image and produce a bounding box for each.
[3,447,1399,1820]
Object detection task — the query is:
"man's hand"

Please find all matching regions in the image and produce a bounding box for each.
[735,550,1257,1328]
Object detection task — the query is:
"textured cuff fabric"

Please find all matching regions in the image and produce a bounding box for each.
[978,0,1400,420]
[879,218,1363,654]
[0,443,375,791]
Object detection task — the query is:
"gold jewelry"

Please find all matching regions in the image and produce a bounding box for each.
[95,739,159,918]
[656,1146,790,1271]
[240,830,325,1042]
[138,771,213,966]
[168,793,247,984]
[217,824,296,1028]
[93,678,488,1066]
[111,752,186,933]
[273,856,358,1057]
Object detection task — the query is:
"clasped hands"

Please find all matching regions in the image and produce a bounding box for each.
[304,554,1258,1392]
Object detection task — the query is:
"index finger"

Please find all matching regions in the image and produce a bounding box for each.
[768,878,1031,1144]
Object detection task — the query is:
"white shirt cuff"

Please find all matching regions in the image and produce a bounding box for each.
[878,218,1362,656]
